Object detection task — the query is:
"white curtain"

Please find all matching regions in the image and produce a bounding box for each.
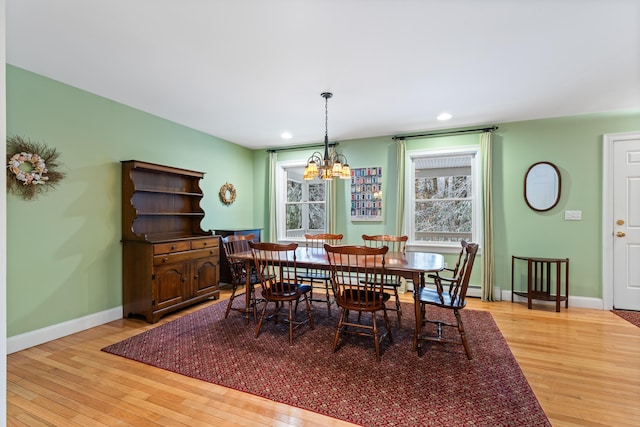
[268,151,277,243]
[395,139,406,236]
[480,132,495,301]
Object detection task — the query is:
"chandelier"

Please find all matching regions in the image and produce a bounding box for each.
[303,92,351,180]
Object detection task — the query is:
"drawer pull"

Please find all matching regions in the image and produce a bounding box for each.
[163,257,169,263]
[171,245,176,251]
[203,242,208,246]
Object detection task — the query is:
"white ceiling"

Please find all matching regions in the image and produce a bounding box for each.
[6,0,640,150]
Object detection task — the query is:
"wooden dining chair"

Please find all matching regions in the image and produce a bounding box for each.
[249,241,315,346]
[439,240,467,279]
[297,233,343,316]
[361,234,408,327]
[324,244,392,362]
[415,242,479,359]
[221,234,263,324]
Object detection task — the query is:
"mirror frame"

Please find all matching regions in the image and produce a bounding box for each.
[524,161,561,212]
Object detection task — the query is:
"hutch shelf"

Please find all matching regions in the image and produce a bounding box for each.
[121,160,220,323]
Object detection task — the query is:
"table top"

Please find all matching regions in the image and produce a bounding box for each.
[231,246,444,276]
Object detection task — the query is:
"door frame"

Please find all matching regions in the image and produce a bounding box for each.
[602,131,640,310]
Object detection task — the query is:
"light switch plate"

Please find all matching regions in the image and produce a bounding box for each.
[565,210,582,220]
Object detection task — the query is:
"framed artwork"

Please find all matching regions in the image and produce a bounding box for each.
[350,166,383,221]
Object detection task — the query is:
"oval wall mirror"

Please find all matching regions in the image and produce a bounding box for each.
[524,161,561,212]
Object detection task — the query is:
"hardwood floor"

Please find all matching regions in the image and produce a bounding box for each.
[7,288,640,426]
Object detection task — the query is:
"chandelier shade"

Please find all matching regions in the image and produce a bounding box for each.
[303,92,351,180]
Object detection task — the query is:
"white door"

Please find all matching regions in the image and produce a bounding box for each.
[611,133,640,310]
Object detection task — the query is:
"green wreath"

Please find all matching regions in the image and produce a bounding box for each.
[6,136,66,201]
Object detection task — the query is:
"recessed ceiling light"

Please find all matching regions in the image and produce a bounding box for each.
[437,112,452,121]
[281,131,292,140]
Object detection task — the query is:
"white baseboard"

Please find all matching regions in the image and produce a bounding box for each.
[503,291,604,310]
[405,282,604,309]
[7,306,123,354]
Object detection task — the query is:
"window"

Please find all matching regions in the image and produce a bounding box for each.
[277,162,327,240]
[406,147,481,250]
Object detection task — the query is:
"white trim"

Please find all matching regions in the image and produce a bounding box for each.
[504,291,604,310]
[406,284,603,309]
[602,131,640,310]
[6,306,123,354]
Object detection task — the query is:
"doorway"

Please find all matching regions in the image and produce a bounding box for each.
[603,131,640,310]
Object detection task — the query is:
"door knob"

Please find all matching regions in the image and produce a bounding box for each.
[616,231,626,237]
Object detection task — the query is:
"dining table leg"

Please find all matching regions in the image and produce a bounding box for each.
[413,271,424,354]
[244,258,252,324]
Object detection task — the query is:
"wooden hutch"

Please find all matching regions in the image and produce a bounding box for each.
[121,160,220,323]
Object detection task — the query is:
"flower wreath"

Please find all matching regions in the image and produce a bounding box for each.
[219,182,236,205]
[6,136,65,201]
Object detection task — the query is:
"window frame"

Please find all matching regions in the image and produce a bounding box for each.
[404,145,482,253]
[276,160,328,242]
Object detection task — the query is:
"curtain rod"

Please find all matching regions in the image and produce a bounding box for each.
[392,126,498,141]
[266,142,338,153]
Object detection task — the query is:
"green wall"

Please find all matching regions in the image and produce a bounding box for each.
[254,112,640,299]
[7,64,640,339]
[6,65,257,336]
[493,113,639,298]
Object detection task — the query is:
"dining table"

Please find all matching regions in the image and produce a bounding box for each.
[228,245,444,353]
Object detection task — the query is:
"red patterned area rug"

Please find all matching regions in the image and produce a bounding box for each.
[613,309,640,328]
[102,301,550,427]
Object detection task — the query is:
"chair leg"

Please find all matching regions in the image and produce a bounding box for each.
[304,294,315,330]
[250,285,258,323]
[393,287,402,327]
[333,308,346,353]
[288,301,294,346]
[382,307,393,344]
[372,313,380,362]
[454,309,473,360]
[255,301,269,339]
[274,301,283,323]
[224,283,238,319]
[324,280,332,316]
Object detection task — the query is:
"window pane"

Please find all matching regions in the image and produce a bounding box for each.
[286,204,302,231]
[414,200,472,242]
[287,180,302,202]
[308,183,325,202]
[308,203,326,230]
[415,176,470,199]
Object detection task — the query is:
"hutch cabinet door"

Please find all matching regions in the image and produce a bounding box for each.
[153,262,188,310]
[192,257,219,297]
